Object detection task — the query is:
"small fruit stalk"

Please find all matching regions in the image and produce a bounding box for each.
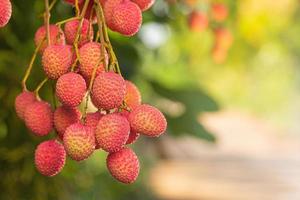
[14,0,166,184]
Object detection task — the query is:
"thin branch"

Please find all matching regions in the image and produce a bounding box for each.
[44,0,51,46]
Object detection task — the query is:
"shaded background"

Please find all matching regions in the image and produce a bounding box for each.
[0,0,300,199]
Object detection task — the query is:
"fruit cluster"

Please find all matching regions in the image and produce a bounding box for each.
[0,0,12,28]
[15,0,166,184]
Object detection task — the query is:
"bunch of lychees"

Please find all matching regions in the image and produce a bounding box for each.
[15,0,166,184]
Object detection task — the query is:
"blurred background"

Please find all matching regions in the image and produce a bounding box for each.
[1,0,300,199]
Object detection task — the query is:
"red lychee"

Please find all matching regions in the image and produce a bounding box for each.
[56,72,87,107]
[34,24,65,53]
[35,140,66,177]
[214,27,233,50]
[188,11,208,32]
[85,112,103,149]
[24,101,53,136]
[64,18,94,48]
[79,42,107,81]
[120,110,140,145]
[54,106,81,139]
[0,0,12,28]
[129,104,167,137]
[95,113,130,152]
[103,0,123,31]
[91,72,126,110]
[15,91,36,120]
[106,148,140,184]
[63,123,95,161]
[42,45,73,79]
[124,81,142,110]
[111,0,142,36]
[131,0,155,11]
[211,3,228,22]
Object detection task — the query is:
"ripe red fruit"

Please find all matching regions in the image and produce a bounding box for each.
[64,18,94,48]
[15,91,36,120]
[214,27,233,49]
[85,112,103,149]
[63,123,95,161]
[35,140,66,177]
[124,81,142,110]
[56,72,87,107]
[42,45,73,79]
[120,110,140,145]
[0,0,12,28]
[79,42,107,81]
[103,0,123,31]
[95,113,130,152]
[188,11,208,32]
[131,0,155,11]
[106,148,140,184]
[34,25,65,53]
[24,101,53,136]
[91,72,126,110]
[111,0,142,36]
[211,3,228,22]
[129,104,167,137]
[54,106,81,139]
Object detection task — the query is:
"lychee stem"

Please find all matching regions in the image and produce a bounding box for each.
[75,0,80,17]
[38,0,57,18]
[34,77,49,98]
[44,0,51,46]
[56,16,79,27]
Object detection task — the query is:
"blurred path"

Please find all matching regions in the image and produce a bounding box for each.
[149,110,300,200]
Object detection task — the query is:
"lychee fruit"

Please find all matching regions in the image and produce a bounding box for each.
[211,3,228,22]
[214,27,233,50]
[120,110,140,145]
[63,123,95,161]
[0,0,12,28]
[15,91,36,120]
[85,112,103,149]
[56,72,87,107]
[64,18,94,48]
[35,140,66,177]
[95,113,130,152]
[106,148,140,184]
[34,24,65,53]
[124,81,141,110]
[79,42,107,81]
[54,106,81,139]
[188,11,208,32]
[42,45,73,79]
[129,104,167,137]
[91,72,126,110]
[131,0,155,11]
[111,0,142,36]
[103,0,123,31]
[24,100,53,136]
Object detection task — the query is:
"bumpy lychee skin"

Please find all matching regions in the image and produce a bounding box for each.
[124,81,142,110]
[103,0,122,31]
[64,18,94,48]
[79,42,107,81]
[35,140,66,177]
[95,113,130,152]
[111,1,142,36]
[129,104,167,137]
[63,123,95,161]
[56,72,87,107]
[120,110,140,145]
[131,0,155,11]
[106,148,140,184]
[54,106,81,139]
[0,0,12,28]
[42,45,73,79]
[34,25,65,53]
[85,112,103,149]
[24,101,53,136]
[188,11,208,32]
[91,72,126,110]
[15,91,36,120]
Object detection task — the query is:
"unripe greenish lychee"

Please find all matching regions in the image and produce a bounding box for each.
[131,0,155,11]
[124,81,141,110]
[106,148,140,184]
[111,0,142,36]
[79,42,107,81]
[103,0,123,31]
[120,110,140,145]
[42,45,73,79]
[34,24,65,53]
[85,112,103,149]
[24,101,53,136]
[129,104,167,137]
[56,72,87,107]
[63,123,95,161]
[64,18,94,48]
[54,106,81,139]
[35,140,66,177]
[0,0,12,28]
[96,113,130,152]
[15,91,36,120]
[91,72,126,110]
